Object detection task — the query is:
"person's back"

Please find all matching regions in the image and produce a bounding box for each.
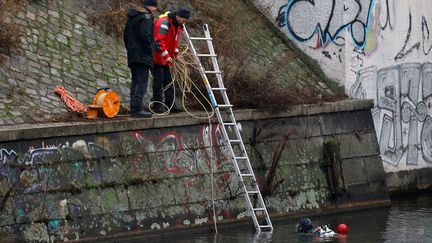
[124,8,154,68]
[123,0,158,118]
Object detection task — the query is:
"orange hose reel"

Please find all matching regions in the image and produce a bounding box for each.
[90,88,121,118]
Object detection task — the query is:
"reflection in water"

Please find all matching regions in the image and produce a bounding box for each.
[121,193,432,243]
[382,195,432,243]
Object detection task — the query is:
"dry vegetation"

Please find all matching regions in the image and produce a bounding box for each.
[0,0,27,54]
[92,0,141,37]
[188,0,347,111]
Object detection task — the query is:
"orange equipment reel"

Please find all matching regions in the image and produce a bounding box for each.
[93,87,121,118]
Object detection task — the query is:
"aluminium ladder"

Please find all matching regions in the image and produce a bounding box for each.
[183,24,273,233]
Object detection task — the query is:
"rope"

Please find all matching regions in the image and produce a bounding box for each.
[156,45,220,233]
[147,45,220,234]
[54,85,87,113]
[148,45,215,120]
[172,46,220,233]
[208,121,219,235]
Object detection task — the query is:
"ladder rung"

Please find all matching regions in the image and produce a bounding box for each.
[197,54,217,57]
[212,87,226,91]
[184,25,273,233]
[190,37,212,40]
[217,104,233,108]
[246,190,259,194]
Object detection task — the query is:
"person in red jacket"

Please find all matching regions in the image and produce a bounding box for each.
[151,7,191,114]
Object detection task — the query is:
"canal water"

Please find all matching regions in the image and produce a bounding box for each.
[123,193,432,243]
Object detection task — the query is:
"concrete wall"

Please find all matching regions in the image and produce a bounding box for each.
[252,0,432,192]
[0,100,389,242]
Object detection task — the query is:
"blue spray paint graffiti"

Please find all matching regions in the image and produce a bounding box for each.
[282,0,375,49]
[48,219,61,230]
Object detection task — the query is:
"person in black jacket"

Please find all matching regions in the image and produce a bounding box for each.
[123,0,158,118]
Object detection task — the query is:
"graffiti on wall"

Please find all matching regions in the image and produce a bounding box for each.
[133,124,234,192]
[395,11,432,61]
[350,63,432,167]
[1,148,18,164]
[278,0,375,49]
[0,125,243,241]
[0,124,237,202]
[0,140,116,193]
[362,0,394,55]
[0,139,116,192]
[0,138,118,241]
[1,141,111,166]
[378,0,393,31]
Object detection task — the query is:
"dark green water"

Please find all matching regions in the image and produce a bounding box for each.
[123,193,432,243]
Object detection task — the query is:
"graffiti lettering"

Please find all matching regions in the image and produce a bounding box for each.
[422,16,432,56]
[0,149,18,164]
[285,0,374,48]
[362,0,394,55]
[351,63,432,166]
[395,11,420,61]
[276,4,288,28]
[395,12,432,60]
[378,0,393,31]
[134,125,232,191]
[23,148,60,165]
[321,48,343,62]
[350,66,376,99]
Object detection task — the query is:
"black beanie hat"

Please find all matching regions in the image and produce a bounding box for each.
[142,0,158,7]
[176,7,191,19]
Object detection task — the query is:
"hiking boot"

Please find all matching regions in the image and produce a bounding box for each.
[131,110,152,118]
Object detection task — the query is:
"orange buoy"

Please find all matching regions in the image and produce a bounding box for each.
[93,89,121,118]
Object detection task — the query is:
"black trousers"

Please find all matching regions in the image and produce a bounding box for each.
[129,63,150,113]
[152,64,174,107]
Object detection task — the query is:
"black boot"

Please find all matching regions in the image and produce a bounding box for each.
[152,103,167,114]
[131,110,152,118]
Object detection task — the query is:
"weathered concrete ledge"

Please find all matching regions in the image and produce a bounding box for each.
[386,168,432,195]
[0,99,373,142]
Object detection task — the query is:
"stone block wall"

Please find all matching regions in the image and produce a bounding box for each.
[0,0,131,125]
[0,100,389,242]
[0,0,341,126]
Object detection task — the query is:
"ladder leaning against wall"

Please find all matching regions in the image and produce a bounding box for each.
[183,24,273,233]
